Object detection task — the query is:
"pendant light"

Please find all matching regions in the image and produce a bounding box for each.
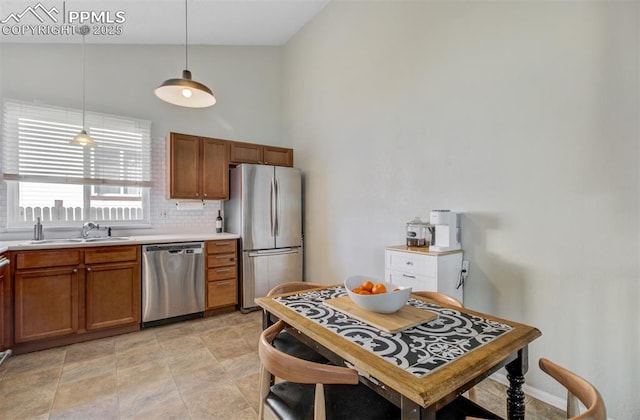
[155,0,216,108]
[70,28,95,147]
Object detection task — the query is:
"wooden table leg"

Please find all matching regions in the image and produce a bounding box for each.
[505,347,529,420]
[401,396,434,420]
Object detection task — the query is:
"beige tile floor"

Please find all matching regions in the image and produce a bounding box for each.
[0,310,563,419]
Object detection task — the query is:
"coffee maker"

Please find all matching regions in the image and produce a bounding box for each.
[429,210,461,252]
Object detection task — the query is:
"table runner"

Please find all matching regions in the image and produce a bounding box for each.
[275,286,513,377]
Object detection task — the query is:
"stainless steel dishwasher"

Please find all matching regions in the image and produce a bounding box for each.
[142,242,205,328]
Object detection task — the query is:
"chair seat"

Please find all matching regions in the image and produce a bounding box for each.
[273,331,329,364]
[266,381,401,420]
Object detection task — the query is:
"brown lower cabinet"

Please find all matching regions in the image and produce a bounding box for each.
[0,253,9,351]
[10,245,140,351]
[205,240,238,311]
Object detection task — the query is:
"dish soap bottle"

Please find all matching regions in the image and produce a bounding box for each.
[216,210,223,233]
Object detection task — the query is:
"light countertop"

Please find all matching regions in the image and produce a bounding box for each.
[0,232,240,253]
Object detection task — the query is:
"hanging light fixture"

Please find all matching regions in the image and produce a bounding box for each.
[70,27,95,147]
[155,0,216,108]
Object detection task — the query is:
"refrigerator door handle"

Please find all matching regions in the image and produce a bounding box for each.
[274,176,279,237]
[248,248,298,257]
[270,176,277,237]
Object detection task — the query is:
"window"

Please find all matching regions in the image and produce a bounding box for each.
[2,99,152,227]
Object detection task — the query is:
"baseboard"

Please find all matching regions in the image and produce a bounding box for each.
[490,372,566,411]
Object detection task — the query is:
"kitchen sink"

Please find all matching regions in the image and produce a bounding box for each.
[21,237,131,245]
[82,236,130,242]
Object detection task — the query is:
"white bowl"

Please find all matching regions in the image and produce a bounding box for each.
[344,275,412,314]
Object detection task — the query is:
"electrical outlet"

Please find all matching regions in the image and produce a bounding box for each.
[461,260,470,276]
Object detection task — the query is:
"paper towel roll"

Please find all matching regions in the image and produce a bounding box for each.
[175,201,205,211]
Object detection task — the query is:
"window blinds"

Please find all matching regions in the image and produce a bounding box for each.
[2,99,152,187]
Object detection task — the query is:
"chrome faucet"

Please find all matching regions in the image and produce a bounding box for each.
[81,221,99,238]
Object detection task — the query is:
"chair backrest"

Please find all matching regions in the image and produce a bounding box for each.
[263,282,326,329]
[412,290,463,308]
[258,320,359,420]
[267,281,326,297]
[538,358,606,420]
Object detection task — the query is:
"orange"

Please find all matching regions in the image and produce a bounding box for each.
[359,289,372,295]
[360,280,374,292]
[352,287,363,294]
[371,283,387,294]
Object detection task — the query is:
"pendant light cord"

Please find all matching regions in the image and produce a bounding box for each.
[81,33,86,129]
[184,0,188,69]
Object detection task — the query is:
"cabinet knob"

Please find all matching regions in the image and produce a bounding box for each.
[195,193,199,197]
[86,267,92,272]
[204,193,208,197]
[406,261,414,266]
[72,268,78,273]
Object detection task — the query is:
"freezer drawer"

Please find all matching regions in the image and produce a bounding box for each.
[241,247,303,311]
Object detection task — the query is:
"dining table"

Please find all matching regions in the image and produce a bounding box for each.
[255,285,542,420]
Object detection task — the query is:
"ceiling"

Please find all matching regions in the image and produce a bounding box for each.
[0,0,330,45]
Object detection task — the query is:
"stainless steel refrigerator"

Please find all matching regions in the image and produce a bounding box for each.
[225,164,303,312]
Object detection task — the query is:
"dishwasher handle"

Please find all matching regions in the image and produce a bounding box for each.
[143,242,204,253]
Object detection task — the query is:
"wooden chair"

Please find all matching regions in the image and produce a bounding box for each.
[258,320,401,420]
[539,358,606,420]
[412,290,464,308]
[263,282,329,364]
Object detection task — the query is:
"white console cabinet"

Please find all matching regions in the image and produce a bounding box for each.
[385,245,464,303]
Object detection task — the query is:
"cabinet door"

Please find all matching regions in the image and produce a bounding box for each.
[168,133,201,199]
[14,268,79,343]
[263,146,293,167]
[85,262,141,331]
[229,141,263,164]
[0,255,8,350]
[201,138,229,200]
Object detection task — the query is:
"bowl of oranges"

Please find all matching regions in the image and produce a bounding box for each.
[344,275,412,313]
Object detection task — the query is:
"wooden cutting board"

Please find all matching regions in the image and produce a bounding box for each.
[323,296,438,333]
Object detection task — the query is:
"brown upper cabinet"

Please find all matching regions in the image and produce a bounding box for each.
[229,141,293,167]
[167,133,229,200]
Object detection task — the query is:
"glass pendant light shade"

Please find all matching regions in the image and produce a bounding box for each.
[155,70,216,108]
[70,29,96,147]
[71,129,96,147]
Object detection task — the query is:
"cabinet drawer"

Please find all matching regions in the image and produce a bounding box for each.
[386,250,436,277]
[208,266,236,281]
[207,253,236,268]
[85,245,139,264]
[386,270,437,292]
[207,240,236,255]
[207,279,237,309]
[15,249,82,270]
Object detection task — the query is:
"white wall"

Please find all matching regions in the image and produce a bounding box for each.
[283,1,639,418]
[0,43,282,234]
